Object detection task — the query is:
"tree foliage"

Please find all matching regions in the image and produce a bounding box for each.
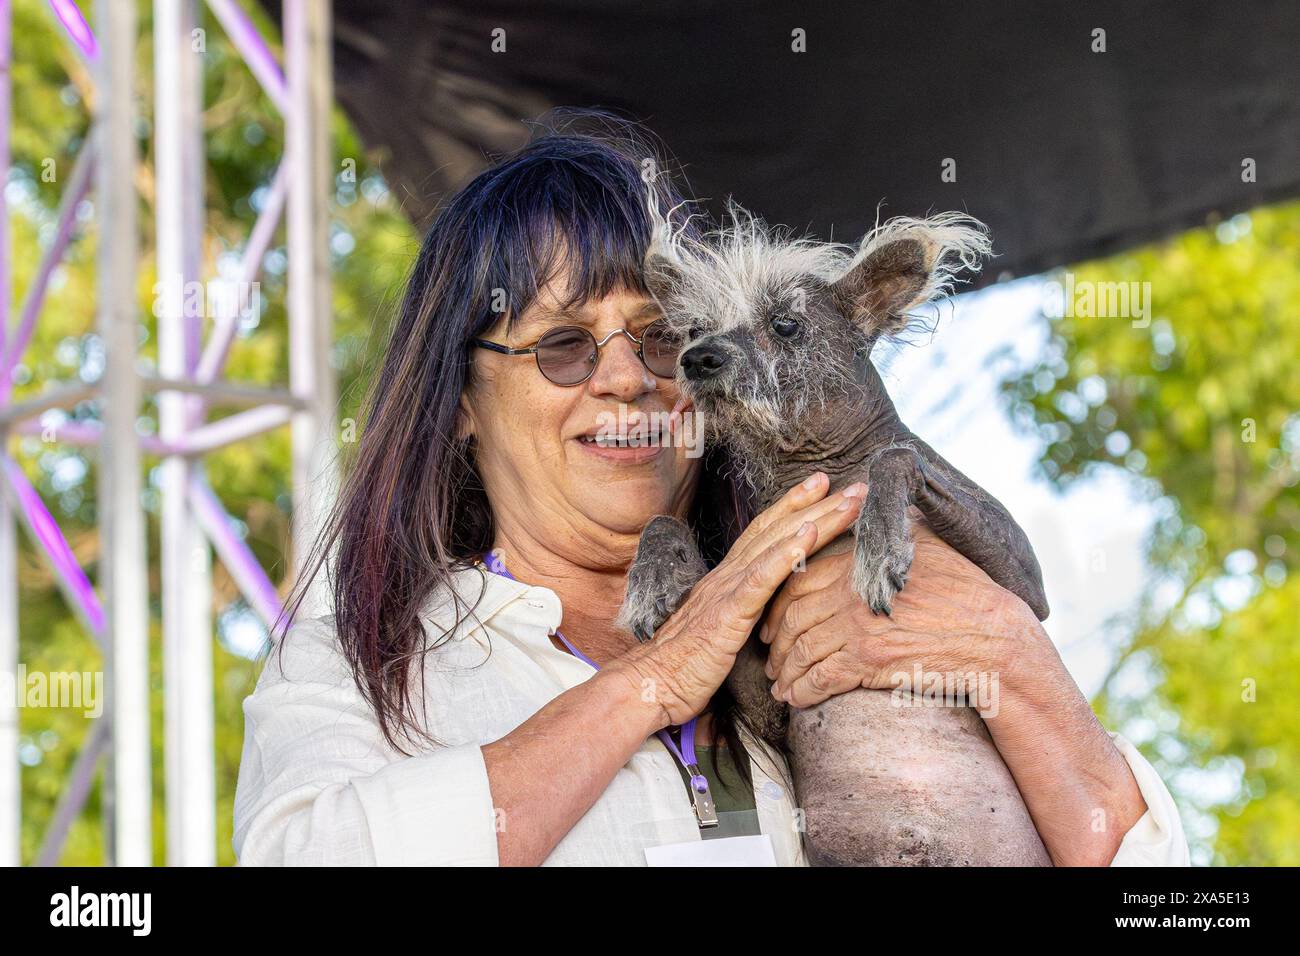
[1000,203,1300,865]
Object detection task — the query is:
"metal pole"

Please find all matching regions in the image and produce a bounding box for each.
[154,0,213,866]
[285,0,337,622]
[189,476,284,630]
[1,456,105,639]
[34,720,109,867]
[0,468,19,868]
[194,161,287,384]
[206,0,288,113]
[0,136,96,403]
[96,0,149,867]
[0,0,18,870]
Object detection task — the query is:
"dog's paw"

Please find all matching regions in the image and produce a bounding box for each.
[616,515,708,641]
[850,550,911,615]
[851,500,915,615]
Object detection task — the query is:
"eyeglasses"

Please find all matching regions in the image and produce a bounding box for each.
[472,320,684,386]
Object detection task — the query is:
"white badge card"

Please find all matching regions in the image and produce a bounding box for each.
[644,833,778,867]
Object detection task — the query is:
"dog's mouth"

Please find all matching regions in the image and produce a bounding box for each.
[675,375,733,419]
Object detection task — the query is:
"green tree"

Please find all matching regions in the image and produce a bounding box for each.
[1001,203,1300,865]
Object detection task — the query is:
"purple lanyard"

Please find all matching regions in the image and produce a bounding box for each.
[481,550,718,828]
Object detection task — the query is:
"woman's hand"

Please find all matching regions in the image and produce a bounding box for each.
[761,514,1152,865]
[764,514,1030,708]
[614,472,866,727]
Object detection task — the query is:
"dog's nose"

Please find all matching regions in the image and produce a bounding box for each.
[680,343,728,380]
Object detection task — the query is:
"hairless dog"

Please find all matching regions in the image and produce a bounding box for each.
[618,190,1053,865]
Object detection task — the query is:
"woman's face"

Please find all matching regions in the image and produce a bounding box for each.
[462,268,702,563]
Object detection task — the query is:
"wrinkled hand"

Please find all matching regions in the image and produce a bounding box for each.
[614,472,866,728]
[762,514,1036,709]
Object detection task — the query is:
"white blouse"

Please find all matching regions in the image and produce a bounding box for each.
[233,561,1190,866]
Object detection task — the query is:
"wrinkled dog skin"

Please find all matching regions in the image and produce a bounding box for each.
[620,189,1052,866]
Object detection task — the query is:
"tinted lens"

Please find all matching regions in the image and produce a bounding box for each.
[535,326,598,385]
[640,320,684,377]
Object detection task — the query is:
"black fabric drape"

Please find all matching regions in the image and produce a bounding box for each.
[263,1,1300,282]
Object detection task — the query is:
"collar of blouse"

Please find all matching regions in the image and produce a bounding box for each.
[421,558,560,641]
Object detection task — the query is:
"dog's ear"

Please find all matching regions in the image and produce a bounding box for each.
[832,213,991,336]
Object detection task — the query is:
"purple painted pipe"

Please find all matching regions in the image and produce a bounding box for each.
[187,474,285,634]
[207,0,287,111]
[14,418,173,455]
[46,0,97,61]
[0,144,96,403]
[0,454,105,637]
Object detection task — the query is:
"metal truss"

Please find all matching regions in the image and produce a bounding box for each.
[0,0,338,866]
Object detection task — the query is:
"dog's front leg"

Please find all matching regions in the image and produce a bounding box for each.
[850,442,1049,620]
[850,444,921,615]
[906,438,1049,620]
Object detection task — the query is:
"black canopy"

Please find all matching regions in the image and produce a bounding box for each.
[273,0,1300,284]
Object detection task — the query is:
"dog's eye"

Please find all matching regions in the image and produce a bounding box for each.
[770,312,800,338]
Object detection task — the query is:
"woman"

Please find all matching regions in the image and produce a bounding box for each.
[232,121,1188,866]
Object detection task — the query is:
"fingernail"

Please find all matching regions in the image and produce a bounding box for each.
[771,683,783,699]
[802,471,824,490]
[798,521,814,534]
[759,622,769,643]
[836,497,856,511]
[843,482,868,497]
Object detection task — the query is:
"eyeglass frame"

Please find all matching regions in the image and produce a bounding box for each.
[471,320,682,386]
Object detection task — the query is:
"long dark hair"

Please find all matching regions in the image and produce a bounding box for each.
[278,113,759,784]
